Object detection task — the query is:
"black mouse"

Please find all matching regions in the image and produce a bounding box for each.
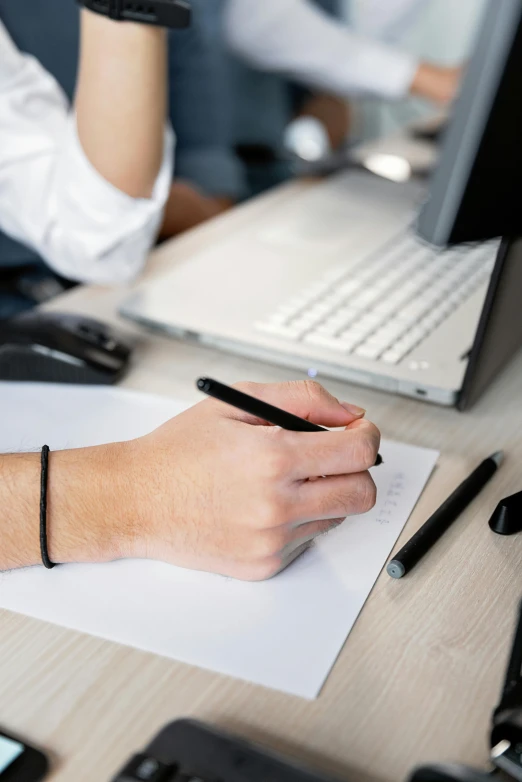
[0,311,133,385]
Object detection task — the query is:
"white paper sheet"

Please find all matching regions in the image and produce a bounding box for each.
[0,383,438,699]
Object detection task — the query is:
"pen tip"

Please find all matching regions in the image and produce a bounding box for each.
[375,454,384,467]
[491,451,505,467]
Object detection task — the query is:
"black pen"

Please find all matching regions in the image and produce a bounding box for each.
[387,451,504,579]
[197,377,383,466]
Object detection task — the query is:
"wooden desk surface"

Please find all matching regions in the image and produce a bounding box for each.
[1,181,521,782]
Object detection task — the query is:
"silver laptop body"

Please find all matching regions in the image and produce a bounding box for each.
[121,169,498,407]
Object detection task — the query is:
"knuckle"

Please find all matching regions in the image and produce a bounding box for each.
[326,488,351,516]
[261,437,293,479]
[301,379,325,402]
[356,474,377,514]
[254,529,287,561]
[334,475,376,517]
[258,428,295,481]
[246,556,284,582]
[254,496,287,530]
[355,425,380,468]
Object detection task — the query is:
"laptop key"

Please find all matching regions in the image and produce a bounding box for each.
[256,323,304,340]
[314,323,340,336]
[381,349,403,365]
[337,333,365,352]
[304,334,349,352]
[256,233,498,368]
[355,343,384,360]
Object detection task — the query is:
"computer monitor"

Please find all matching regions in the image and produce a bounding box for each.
[418,0,522,246]
[417,0,522,410]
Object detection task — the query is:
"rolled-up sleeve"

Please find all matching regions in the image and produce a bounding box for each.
[0,21,174,286]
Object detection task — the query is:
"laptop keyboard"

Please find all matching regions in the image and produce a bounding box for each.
[255,232,498,365]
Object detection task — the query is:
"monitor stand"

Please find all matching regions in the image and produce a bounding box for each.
[458,236,522,411]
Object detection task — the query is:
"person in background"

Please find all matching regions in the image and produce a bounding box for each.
[0,6,172,318]
[224,0,460,107]
[205,0,462,195]
[0,0,234,318]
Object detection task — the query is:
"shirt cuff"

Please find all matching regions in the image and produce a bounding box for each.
[64,115,175,223]
[46,117,175,284]
[175,147,247,199]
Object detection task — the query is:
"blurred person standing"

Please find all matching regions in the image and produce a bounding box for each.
[0,0,237,318]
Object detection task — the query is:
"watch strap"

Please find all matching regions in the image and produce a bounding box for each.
[79,0,191,29]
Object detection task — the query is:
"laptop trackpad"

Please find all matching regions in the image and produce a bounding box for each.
[257,171,422,252]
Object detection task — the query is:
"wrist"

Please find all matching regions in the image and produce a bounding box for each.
[48,443,139,565]
[410,63,436,100]
[81,7,167,46]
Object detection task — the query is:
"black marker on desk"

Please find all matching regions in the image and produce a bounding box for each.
[196,377,383,466]
[387,451,504,579]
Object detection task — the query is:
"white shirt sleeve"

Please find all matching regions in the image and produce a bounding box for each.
[224,0,420,101]
[0,20,174,286]
[353,0,431,43]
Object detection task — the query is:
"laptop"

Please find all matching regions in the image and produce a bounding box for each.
[121,0,522,410]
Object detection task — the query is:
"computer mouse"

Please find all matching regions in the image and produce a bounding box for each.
[0,311,133,385]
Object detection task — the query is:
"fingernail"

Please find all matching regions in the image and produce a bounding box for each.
[341,402,366,418]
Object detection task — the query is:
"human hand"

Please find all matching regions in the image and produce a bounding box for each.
[410,63,463,105]
[119,381,380,580]
[159,181,233,239]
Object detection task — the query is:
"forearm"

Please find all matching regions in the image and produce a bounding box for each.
[1,454,40,570]
[75,9,168,199]
[0,445,133,572]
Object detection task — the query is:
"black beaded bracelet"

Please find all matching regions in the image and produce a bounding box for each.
[40,446,56,570]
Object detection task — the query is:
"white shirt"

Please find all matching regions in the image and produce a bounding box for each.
[352,0,430,42]
[224,0,428,100]
[0,20,174,285]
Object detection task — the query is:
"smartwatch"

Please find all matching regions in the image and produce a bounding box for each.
[79,0,191,29]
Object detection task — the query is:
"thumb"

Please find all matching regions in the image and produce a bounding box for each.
[229,380,366,428]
